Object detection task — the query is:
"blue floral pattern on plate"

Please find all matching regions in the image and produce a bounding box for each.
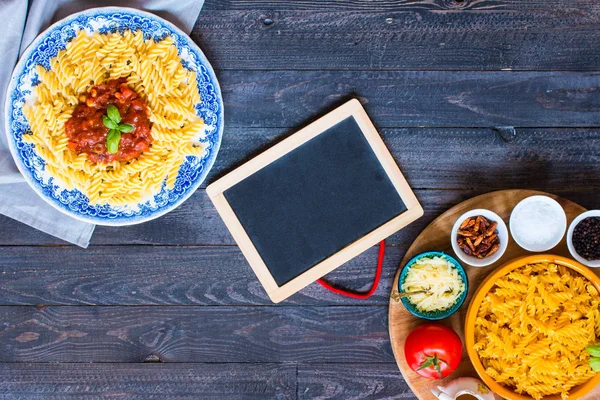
[4,7,223,226]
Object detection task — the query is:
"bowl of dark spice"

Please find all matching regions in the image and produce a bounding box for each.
[567,210,600,268]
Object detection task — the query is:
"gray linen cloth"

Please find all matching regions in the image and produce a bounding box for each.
[0,0,205,247]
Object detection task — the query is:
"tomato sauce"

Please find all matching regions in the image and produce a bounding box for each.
[65,78,153,163]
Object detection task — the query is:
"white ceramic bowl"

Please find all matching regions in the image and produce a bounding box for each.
[567,210,600,268]
[451,209,509,267]
[509,195,567,252]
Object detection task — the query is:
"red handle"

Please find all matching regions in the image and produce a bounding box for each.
[316,240,385,299]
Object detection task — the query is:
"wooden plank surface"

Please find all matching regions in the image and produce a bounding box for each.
[212,128,600,190]
[0,363,296,400]
[0,188,597,246]
[195,0,600,71]
[0,306,392,363]
[218,71,600,128]
[3,1,600,399]
[15,70,575,130]
[297,363,418,400]
[0,363,419,400]
[0,245,404,306]
[1,126,599,246]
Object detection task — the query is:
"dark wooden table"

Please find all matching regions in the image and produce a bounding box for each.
[1,1,600,398]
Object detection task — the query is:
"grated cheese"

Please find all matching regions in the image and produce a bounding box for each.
[401,256,465,312]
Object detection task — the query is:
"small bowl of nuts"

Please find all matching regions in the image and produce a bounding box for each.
[451,209,509,267]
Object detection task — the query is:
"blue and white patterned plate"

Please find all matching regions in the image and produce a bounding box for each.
[4,7,223,226]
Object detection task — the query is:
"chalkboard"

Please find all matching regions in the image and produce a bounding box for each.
[223,116,407,286]
[208,99,422,303]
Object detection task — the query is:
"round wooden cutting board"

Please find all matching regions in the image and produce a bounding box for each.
[388,189,600,400]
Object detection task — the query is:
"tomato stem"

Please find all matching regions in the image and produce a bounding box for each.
[417,354,448,379]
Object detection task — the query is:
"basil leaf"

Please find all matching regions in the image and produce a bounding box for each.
[589,357,600,372]
[107,104,121,123]
[102,115,117,129]
[587,345,600,358]
[106,129,121,154]
[118,123,134,133]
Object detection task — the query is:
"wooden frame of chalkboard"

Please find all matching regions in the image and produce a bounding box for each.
[207,99,423,303]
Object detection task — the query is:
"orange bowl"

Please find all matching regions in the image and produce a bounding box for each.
[465,254,600,400]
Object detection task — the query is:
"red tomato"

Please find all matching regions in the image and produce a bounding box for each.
[404,323,463,380]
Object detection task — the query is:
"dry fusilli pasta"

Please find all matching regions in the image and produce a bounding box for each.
[474,262,599,400]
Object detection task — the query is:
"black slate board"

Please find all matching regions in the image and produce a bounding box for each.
[223,117,407,286]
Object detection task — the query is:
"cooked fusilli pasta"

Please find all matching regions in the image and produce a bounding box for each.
[474,262,599,400]
[21,30,204,206]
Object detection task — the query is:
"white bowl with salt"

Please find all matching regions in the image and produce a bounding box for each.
[509,195,567,252]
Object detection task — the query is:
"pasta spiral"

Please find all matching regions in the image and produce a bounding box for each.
[474,262,599,400]
[21,30,205,206]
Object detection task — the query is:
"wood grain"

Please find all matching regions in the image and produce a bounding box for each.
[0,306,392,363]
[297,363,418,399]
[0,245,404,306]
[205,0,600,11]
[1,188,598,246]
[195,0,600,71]
[211,128,600,191]
[3,125,600,246]
[388,190,600,400]
[0,363,295,399]
[1,1,599,398]
[0,362,422,400]
[218,71,600,128]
